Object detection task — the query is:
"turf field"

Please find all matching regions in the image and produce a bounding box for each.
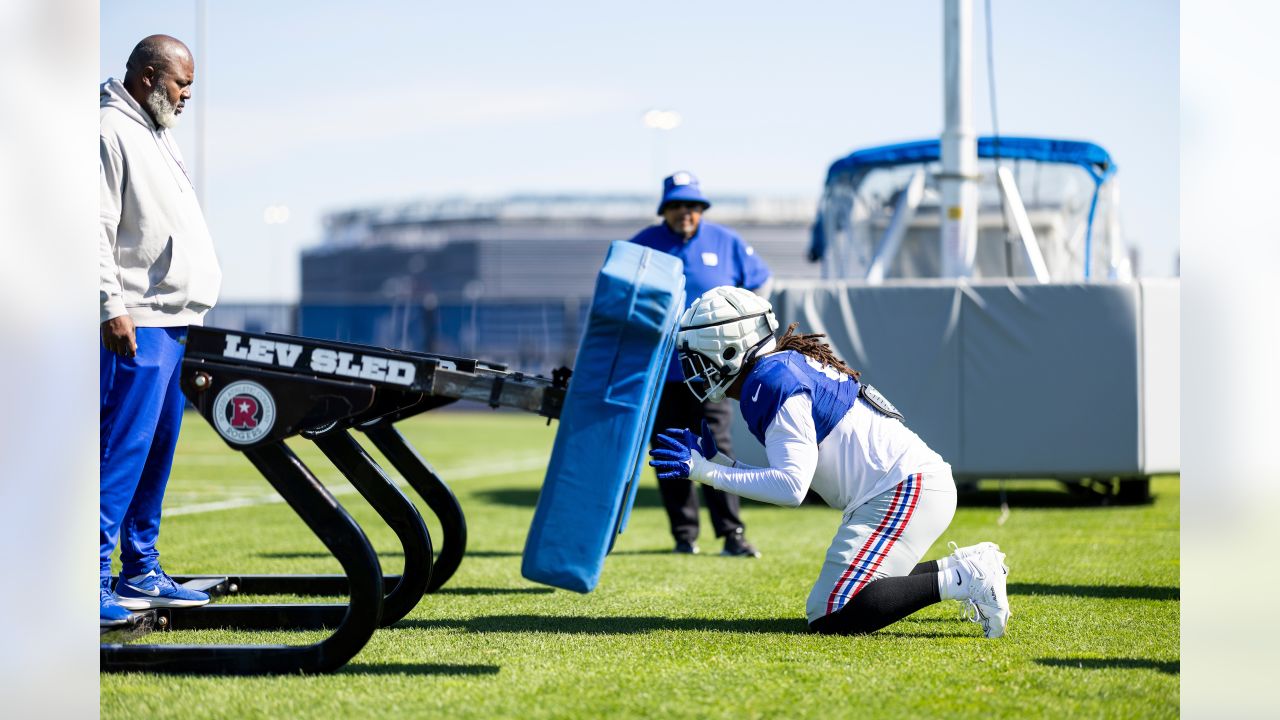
[101,411,1179,719]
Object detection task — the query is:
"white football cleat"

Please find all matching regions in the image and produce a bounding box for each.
[949,541,1008,577]
[958,548,1011,639]
[949,540,1003,563]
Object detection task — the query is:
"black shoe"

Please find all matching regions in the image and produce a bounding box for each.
[674,540,700,555]
[721,529,761,558]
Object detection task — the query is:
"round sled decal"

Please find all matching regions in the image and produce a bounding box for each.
[213,380,278,445]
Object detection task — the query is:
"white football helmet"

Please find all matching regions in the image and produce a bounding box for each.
[676,286,779,402]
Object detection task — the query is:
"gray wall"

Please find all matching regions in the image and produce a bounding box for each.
[731,279,1179,479]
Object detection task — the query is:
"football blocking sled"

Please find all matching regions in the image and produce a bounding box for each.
[101,241,679,674]
[522,240,685,592]
[101,330,570,675]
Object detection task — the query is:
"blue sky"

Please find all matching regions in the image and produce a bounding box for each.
[101,1,1178,300]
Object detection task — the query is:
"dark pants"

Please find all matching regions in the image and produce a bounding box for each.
[650,382,744,543]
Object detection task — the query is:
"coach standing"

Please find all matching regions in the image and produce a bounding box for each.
[99,35,222,626]
[628,172,772,557]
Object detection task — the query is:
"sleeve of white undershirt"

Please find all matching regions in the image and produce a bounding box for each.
[689,393,819,507]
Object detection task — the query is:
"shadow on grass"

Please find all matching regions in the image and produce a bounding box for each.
[1036,658,1179,675]
[251,547,760,568]
[609,548,693,556]
[433,586,554,596]
[256,549,526,560]
[477,484,1154,511]
[397,615,809,635]
[256,551,403,559]
[474,486,662,509]
[339,662,500,677]
[256,547,783,560]
[958,487,1153,509]
[1010,583,1179,601]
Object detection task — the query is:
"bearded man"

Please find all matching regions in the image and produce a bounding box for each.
[99,35,222,626]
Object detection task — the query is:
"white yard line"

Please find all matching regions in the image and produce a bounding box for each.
[171,455,258,466]
[166,454,548,516]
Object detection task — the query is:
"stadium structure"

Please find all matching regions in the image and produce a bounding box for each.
[208,194,815,374]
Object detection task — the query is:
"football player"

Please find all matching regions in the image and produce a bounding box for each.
[648,286,1012,637]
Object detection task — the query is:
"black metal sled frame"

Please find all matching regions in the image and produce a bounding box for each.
[101,327,566,675]
[101,442,384,674]
[103,426,439,631]
[168,415,474,602]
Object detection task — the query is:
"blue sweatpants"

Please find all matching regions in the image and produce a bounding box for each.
[100,326,188,581]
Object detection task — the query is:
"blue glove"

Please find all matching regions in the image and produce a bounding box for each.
[648,427,706,481]
[659,423,720,458]
[698,419,719,460]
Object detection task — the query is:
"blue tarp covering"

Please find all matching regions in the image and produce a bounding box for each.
[824,136,1116,185]
[811,136,1116,268]
[522,241,685,593]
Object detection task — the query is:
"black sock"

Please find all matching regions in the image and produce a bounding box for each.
[809,573,942,635]
[909,560,939,576]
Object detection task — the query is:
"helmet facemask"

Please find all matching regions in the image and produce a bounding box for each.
[675,287,780,403]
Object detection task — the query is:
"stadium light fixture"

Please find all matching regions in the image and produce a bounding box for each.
[263,205,291,225]
[642,109,682,131]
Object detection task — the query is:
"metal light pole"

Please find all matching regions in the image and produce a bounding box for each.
[940,0,978,278]
[195,0,207,210]
[643,109,681,186]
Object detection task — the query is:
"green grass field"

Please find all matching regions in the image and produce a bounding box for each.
[101,412,1179,719]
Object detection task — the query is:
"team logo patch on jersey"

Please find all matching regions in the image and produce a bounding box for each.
[701,252,719,266]
[213,381,277,445]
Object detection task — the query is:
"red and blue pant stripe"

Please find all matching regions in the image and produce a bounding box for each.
[826,474,922,614]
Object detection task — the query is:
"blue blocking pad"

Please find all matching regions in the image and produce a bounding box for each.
[522,241,685,592]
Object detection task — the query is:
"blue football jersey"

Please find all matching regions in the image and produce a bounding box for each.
[740,351,859,446]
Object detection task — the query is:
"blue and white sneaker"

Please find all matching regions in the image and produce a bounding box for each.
[114,569,210,610]
[100,579,132,627]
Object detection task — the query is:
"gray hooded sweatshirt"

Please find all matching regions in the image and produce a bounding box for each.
[99,78,221,326]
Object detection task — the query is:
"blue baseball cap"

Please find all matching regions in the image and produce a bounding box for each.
[657,171,711,215]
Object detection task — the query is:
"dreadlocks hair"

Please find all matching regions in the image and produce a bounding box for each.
[773,322,861,380]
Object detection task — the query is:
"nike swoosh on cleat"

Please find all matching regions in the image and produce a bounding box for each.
[954,570,962,586]
[124,583,162,596]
